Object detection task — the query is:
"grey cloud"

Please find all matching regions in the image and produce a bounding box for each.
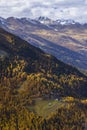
[0,0,87,23]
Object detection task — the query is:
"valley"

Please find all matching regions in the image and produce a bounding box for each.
[0,18,87,129]
[0,0,87,129]
[0,27,87,129]
[0,17,87,70]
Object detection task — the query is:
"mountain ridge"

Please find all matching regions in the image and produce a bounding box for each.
[0,16,87,70]
[0,27,87,98]
[0,16,85,25]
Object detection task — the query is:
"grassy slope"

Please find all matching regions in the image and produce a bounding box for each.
[28,98,67,118]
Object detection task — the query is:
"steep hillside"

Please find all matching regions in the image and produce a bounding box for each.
[0,17,87,70]
[0,27,87,98]
[0,28,87,130]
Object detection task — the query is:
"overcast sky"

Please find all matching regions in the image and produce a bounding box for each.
[0,0,87,23]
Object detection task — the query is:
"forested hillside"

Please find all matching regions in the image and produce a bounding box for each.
[0,28,87,130]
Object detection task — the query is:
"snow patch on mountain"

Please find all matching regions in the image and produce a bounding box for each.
[0,17,6,25]
[36,16,76,25]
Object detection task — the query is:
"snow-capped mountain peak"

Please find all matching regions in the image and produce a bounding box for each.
[56,19,76,25]
[36,16,53,24]
[35,16,76,25]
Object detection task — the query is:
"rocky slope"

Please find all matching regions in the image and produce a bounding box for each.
[0,17,87,70]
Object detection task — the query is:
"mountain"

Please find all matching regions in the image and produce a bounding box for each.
[0,28,87,129]
[0,27,87,97]
[37,16,76,25]
[55,19,76,25]
[36,16,54,25]
[0,17,87,71]
[0,17,5,24]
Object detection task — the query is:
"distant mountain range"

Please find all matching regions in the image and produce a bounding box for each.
[0,16,87,70]
[37,16,76,25]
[0,16,81,27]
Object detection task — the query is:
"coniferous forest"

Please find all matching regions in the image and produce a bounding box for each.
[0,28,87,130]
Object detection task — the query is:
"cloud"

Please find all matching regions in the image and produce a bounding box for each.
[0,0,87,23]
